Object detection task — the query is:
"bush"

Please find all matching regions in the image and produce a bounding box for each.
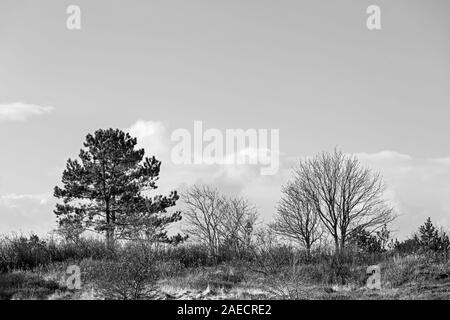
[0,235,50,272]
[249,244,296,276]
[47,237,115,262]
[0,234,114,273]
[83,243,158,299]
[157,244,213,268]
[156,259,184,278]
[393,218,450,259]
[381,254,450,287]
[0,272,62,300]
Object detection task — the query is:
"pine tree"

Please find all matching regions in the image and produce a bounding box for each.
[54,128,184,248]
[418,217,439,251]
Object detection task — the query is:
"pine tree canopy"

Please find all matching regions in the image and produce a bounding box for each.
[54,128,183,244]
[419,217,438,247]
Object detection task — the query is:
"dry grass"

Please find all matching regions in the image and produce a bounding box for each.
[4,259,450,300]
[2,237,450,301]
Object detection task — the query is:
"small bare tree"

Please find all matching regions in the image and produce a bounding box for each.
[294,149,395,254]
[182,185,225,258]
[182,185,258,260]
[221,197,258,257]
[272,180,323,257]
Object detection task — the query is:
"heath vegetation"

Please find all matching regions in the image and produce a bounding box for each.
[1,129,449,300]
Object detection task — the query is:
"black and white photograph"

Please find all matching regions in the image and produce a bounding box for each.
[1,0,450,308]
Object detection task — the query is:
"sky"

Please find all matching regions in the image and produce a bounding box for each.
[0,0,449,239]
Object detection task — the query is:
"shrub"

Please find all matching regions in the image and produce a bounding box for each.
[0,235,115,273]
[264,272,306,300]
[393,218,450,259]
[158,244,213,268]
[84,243,158,299]
[381,254,449,287]
[249,244,296,276]
[156,259,184,279]
[47,237,115,262]
[0,234,50,272]
[0,272,62,300]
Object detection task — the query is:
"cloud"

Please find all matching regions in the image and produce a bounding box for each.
[0,193,55,235]
[0,193,51,207]
[125,121,450,236]
[126,120,285,192]
[356,150,412,163]
[0,102,54,121]
[127,120,169,159]
[124,120,289,225]
[166,146,450,238]
[354,151,450,237]
[3,118,450,240]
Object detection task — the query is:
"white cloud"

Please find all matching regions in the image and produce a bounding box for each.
[353,150,450,237]
[0,193,51,208]
[0,193,55,235]
[356,150,412,163]
[4,118,449,239]
[125,120,286,215]
[170,147,450,238]
[127,120,169,159]
[127,121,450,238]
[0,102,54,121]
[430,157,450,166]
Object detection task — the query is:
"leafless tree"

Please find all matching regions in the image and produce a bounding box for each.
[293,149,395,254]
[272,180,323,257]
[221,196,258,257]
[181,184,258,259]
[181,185,226,258]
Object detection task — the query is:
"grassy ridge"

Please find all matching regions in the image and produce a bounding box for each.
[1,234,450,300]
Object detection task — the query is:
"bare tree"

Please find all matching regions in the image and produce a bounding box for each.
[272,180,323,257]
[221,196,258,257]
[181,184,259,259]
[293,149,395,254]
[181,185,225,258]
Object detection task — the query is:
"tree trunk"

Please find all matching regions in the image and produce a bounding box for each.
[306,243,311,261]
[105,200,114,250]
[334,236,340,255]
[106,229,112,249]
[340,237,346,255]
